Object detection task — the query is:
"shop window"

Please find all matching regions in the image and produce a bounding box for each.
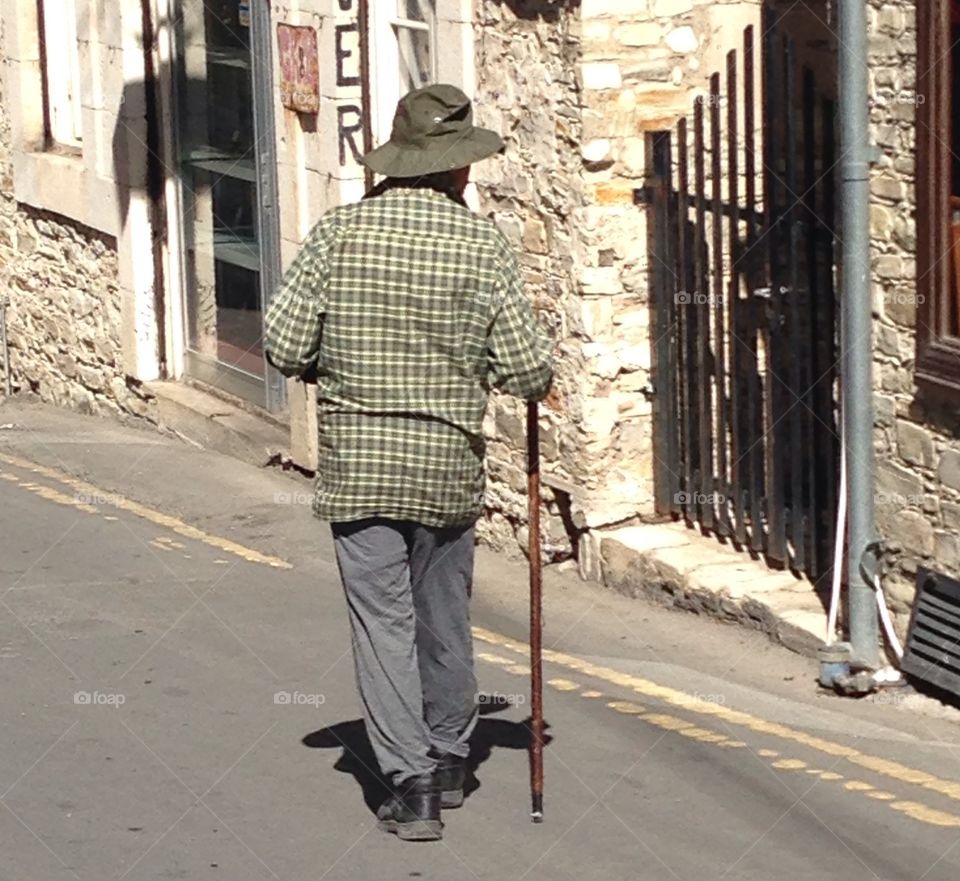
[38,0,83,150]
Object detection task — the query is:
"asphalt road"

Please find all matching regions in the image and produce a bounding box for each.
[3,398,960,881]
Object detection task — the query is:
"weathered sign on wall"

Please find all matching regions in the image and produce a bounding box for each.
[277,24,321,114]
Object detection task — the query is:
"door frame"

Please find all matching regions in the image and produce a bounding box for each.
[163,0,286,413]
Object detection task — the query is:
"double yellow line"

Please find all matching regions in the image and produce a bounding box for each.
[4,449,960,827]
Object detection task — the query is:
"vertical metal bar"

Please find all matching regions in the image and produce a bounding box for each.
[821,96,839,587]
[838,0,880,666]
[358,0,376,193]
[743,25,764,554]
[710,73,728,536]
[527,401,544,820]
[140,0,168,379]
[36,0,53,147]
[784,37,805,573]
[727,49,746,546]
[763,17,787,566]
[678,119,697,523]
[802,67,821,578]
[694,98,714,530]
[251,0,286,410]
[651,133,680,515]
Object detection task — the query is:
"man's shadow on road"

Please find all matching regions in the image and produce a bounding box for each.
[303,699,551,814]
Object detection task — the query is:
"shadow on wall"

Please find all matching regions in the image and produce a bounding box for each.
[111,6,272,384]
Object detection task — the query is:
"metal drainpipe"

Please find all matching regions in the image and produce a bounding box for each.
[139,0,168,379]
[358,0,375,193]
[838,0,880,669]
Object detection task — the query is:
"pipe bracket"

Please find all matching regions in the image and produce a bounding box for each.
[860,539,884,586]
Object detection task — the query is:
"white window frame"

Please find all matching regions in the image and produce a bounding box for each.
[39,0,83,149]
[371,0,439,145]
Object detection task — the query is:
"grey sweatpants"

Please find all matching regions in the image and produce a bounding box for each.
[331,518,479,785]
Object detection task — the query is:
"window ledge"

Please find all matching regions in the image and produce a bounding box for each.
[917,337,960,396]
[13,150,119,239]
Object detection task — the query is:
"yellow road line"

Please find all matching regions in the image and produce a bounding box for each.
[6,451,960,826]
[773,759,808,770]
[608,700,645,715]
[547,678,580,692]
[472,626,960,809]
[845,781,875,792]
[0,452,291,569]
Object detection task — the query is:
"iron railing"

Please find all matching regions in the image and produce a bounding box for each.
[647,15,839,582]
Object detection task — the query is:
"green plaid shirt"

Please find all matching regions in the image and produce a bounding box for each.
[265,187,554,527]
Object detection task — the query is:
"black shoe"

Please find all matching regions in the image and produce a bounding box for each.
[377,773,443,841]
[432,752,467,809]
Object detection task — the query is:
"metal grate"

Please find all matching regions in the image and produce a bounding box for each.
[902,568,960,697]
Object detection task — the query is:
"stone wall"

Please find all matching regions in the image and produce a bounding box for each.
[866,0,960,632]
[573,0,766,577]
[473,0,585,559]
[0,10,156,421]
[471,0,774,567]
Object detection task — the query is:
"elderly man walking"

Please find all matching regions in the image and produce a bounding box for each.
[265,84,553,842]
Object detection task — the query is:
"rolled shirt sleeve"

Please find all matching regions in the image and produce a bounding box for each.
[487,246,554,402]
[264,219,334,377]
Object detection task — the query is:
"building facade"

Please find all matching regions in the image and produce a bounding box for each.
[2,0,959,642]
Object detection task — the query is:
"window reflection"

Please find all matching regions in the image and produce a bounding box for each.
[176,0,266,381]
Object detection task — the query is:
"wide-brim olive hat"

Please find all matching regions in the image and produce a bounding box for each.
[361,84,504,178]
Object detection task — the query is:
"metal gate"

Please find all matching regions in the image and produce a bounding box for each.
[647,13,839,582]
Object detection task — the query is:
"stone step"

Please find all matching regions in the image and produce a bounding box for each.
[593,522,828,658]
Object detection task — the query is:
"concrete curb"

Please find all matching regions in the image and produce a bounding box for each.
[145,381,290,468]
[581,522,829,658]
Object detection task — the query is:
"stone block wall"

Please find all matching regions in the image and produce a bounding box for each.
[866,0,960,631]
[0,8,157,421]
[472,0,772,564]
[573,0,765,574]
[473,0,584,558]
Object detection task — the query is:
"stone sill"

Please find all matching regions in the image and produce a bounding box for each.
[13,151,119,239]
[587,521,829,658]
[145,381,290,469]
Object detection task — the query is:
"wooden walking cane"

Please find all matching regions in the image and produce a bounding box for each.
[527,400,545,822]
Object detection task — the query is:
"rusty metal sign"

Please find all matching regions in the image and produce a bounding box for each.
[277,24,320,114]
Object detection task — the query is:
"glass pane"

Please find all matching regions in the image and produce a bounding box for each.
[398,0,434,23]
[397,26,432,93]
[175,0,265,380]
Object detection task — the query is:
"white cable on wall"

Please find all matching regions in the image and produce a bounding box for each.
[875,574,904,661]
[826,408,847,646]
